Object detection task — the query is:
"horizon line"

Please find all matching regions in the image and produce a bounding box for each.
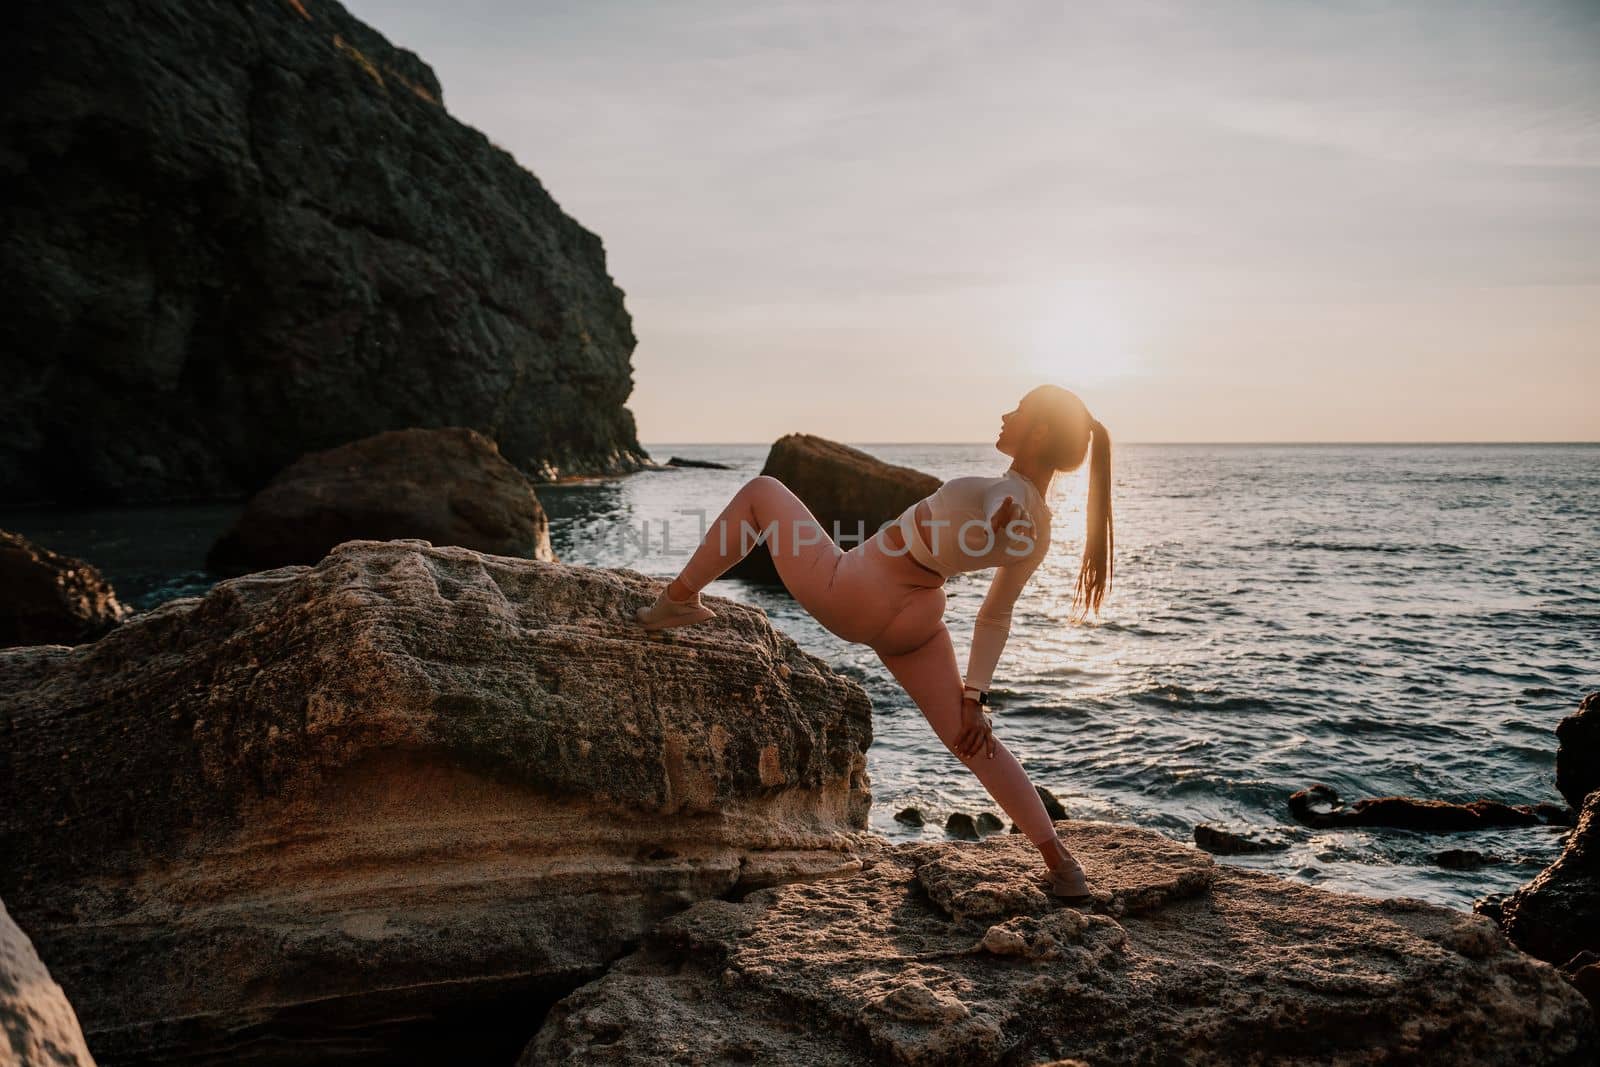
[641,440,1600,447]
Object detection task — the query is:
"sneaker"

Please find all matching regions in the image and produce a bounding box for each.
[634,583,717,631]
[1041,839,1095,904]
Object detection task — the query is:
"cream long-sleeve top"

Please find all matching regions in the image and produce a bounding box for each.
[892,467,1052,691]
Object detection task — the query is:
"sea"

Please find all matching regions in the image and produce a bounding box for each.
[6,443,1596,912]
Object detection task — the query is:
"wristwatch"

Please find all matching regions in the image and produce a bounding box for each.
[962,685,989,706]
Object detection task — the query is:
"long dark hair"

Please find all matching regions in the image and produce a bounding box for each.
[1070,417,1113,619]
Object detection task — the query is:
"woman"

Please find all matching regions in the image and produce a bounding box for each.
[633,384,1113,902]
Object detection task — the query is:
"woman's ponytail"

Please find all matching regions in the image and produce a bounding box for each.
[1071,417,1113,619]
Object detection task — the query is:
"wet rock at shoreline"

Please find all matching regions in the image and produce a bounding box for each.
[0,541,872,1064]
[1289,782,1560,831]
[0,898,96,1067]
[945,813,981,841]
[529,824,1596,1065]
[1193,823,1290,855]
[0,531,128,649]
[728,434,941,584]
[1491,792,1600,977]
[1435,848,1504,870]
[1557,691,1600,813]
[0,0,648,507]
[1036,785,1069,821]
[206,427,555,575]
[894,806,926,827]
[664,457,734,470]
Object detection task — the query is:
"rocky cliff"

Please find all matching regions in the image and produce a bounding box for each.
[0,541,872,1064]
[0,0,648,506]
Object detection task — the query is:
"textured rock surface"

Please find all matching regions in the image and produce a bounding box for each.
[0,899,95,1067]
[0,531,128,649]
[1557,692,1600,813]
[206,426,555,575]
[0,541,872,1064]
[729,435,940,583]
[529,824,1597,1066]
[1493,792,1600,973]
[0,0,647,506]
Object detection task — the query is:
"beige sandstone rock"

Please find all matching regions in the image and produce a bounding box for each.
[528,824,1597,1066]
[0,899,95,1067]
[0,540,871,1064]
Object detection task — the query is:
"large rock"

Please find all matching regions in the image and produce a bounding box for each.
[0,541,872,1064]
[0,531,128,649]
[0,0,647,506]
[1492,792,1600,974]
[728,435,940,583]
[0,898,95,1067]
[529,825,1597,1065]
[206,426,556,575]
[1557,692,1600,813]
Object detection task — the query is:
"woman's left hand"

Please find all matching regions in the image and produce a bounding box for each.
[956,694,996,759]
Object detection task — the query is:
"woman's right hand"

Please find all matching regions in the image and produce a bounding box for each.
[955,694,996,760]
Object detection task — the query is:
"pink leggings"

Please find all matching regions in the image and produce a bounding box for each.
[673,474,1060,845]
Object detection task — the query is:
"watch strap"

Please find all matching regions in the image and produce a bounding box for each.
[962,686,989,706]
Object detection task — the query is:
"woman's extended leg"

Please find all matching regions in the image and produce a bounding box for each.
[661,475,886,642]
[874,621,1091,894]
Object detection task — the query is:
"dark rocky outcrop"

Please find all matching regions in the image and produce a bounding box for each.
[944,813,981,841]
[1557,692,1600,813]
[1289,782,1565,831]
[0,532,128,649]
[1193,823,1290,855]
[206,426,555,575]
[1434,848,1503,870]
[0,898,96,1067]
[0,0,647,507]
[528,824,1596,1065]
[894,807,926,827]
[664,457,733,470]
[1477,692,1600,1019]
[728,435,941,584]
[0,541,872,1064]
[1490,793,1600,978]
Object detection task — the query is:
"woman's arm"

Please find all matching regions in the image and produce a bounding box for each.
[963,548,1043,692]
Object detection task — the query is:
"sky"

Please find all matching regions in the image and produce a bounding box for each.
[348,0,1600,443]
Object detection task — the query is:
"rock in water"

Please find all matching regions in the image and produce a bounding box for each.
[945,813,981,841]
[528,826,1598,1065]
[0,0,647,506]
[1557,692,1600,813]
[894,806,926,827]
[728,435,941,583]
[0,898,96,1067]
[1193,823,1290,855]
[0,541,873,1064]
[1035,784,1068,821]
[1288,783,1552,830]
[1492,792,1600,975]
[0,532,129,649]
[206,426,556,575]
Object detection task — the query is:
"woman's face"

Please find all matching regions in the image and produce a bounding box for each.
[996,400,1030,457]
